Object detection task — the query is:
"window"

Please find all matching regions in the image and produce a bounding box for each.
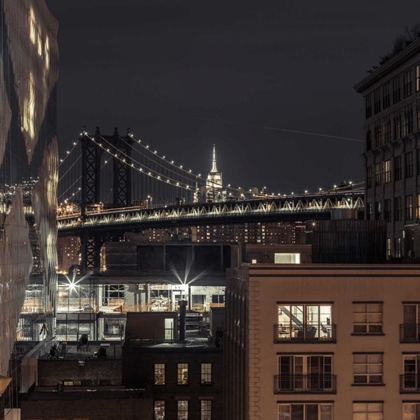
[277,355,334,392]
[393,75,402,103]
[384,199,391,222]
[201,400,212,420]
[386,238,391,258]
[374,201,381,221]
[275,253,300,264]
[374,88,381,114]
[367,166,373,188]
[353,354,383,384]
[154,401,165,420]
[394,197,402,221]
[154,364,165,385]
[403,355,420,391]
[384,160,391,183]
[402,304,420,341]
[404,109,414,135]
[395,237,402,258]
[366,203,372,221]
[278,403,333,420]
[365,94,372,119]
[417,194,420,218]
[383,83,391,109]
[277,304,333,341]
[177,363,188,385]
[417,65,420,91]
[353,303,383,334]
[374,124,382,148]
[404,69,413,97]
[394,114,402,140]
[395,156,402,181]
[418,107,420,131]
[178,400,188,420]
[406,152,414,178]
[366,130,372,151]
[353,402,383,420]
[384,118,391,143]
[201,363,212,385]
[404,403,420,419]
[406,195,414,220]
[375,163,382,186]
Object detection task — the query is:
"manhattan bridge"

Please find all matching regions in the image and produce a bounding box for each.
[57,127,364,270]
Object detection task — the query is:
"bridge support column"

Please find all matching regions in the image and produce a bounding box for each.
[112,127,133,208]
[80,127,103,214]
[81,233,102,271]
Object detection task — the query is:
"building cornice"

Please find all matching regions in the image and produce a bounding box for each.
[354,38,420,94]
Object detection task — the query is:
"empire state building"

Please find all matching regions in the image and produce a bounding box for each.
[206,144,223,202]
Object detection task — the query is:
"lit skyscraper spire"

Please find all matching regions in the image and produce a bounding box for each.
[210,144,218,173]
[206,144,223,202]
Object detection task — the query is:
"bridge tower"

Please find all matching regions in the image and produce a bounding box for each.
[111,127,133,207]
[79,127,103,270]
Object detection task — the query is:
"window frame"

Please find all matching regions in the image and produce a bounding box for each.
[177,363,189,385]
[201,363,212,385]
[154,400,166,420]
[352,303,383,335]
[154,363,166,386]
[353,354,384,385]
[406,194,414,220]
[278,403,333,420]
[200,400,212,420]
[353,402,383,420]
[177,400,188,420]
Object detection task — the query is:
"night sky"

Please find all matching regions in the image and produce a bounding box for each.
[46,0,420,195]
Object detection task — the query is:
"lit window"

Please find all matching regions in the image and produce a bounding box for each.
[177,363,188,385]
[154,364,165,385]
[274,253,300,264]
[353,303,383,334]
[154,400,165,419]
[353,402,383,420]
[177,400,188,420]
[201,363,212,385]
[201,400,212,420]
[353,354,383,384]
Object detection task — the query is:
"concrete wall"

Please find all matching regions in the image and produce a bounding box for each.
[38,359,122,386]
[21,397,152,420]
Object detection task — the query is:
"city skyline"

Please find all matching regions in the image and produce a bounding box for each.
[46,0,420,193]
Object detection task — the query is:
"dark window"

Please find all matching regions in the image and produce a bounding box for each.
[367,166,373,188]
[404,69,413,97]
[374,124,382,148]
[374,89,381,114]
[366,130,372,151]
[416,65,420,91]
[395,237,402,258]
[384,199,392,222]
[393,76,402,103]
[375,163,382,186]
[353,354,383,384]
[406,195,414,220]
[404,109,414,136]
[366,203,373,221]
[394,196,402,221]
[383,83,391,109]
[394,114,402,140]
[365,94,372,119]
[395,155,402,181]
[417,194,420,219]
[406,152,414,178]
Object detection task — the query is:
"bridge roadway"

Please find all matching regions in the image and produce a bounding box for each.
[57,191,365,237]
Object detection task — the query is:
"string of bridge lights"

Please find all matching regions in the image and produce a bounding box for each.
[57,130,362,204]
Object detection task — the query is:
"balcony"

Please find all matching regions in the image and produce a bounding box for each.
[274,374,336,394]
[400,324,420,342]
[400,375,420,393]
[274,324,336,343]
